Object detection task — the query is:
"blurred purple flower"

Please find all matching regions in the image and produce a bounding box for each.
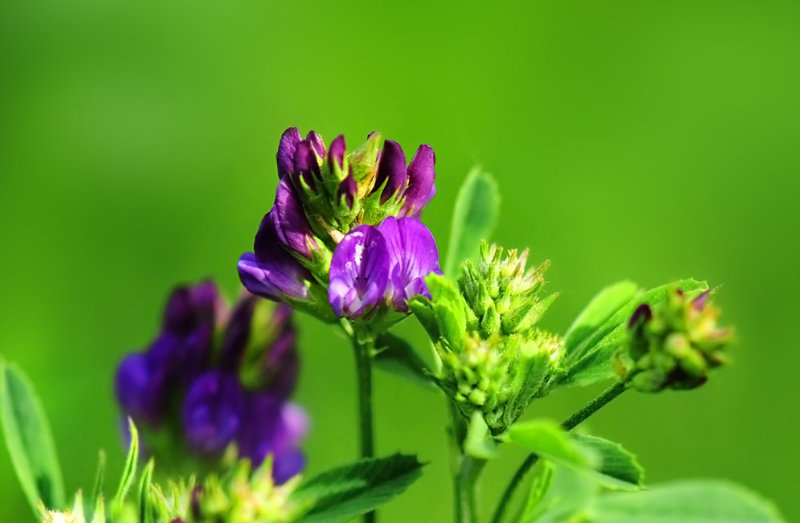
[183,371,246,455]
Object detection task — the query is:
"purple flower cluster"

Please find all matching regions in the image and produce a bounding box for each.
[329,217,441,318]
[238,127,441,321]
[114,281,307,483]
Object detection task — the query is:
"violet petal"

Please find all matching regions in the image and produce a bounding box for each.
[328,225,390,318]
[374,140,407,203]
[277,127,302,180]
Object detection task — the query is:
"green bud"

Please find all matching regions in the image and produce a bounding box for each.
[620,289,732,392]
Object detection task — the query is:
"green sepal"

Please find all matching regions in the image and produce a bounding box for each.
[464,412,498,460]
[373,333,435,389]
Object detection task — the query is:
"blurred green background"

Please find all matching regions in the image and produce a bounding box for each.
[1,0,798,520]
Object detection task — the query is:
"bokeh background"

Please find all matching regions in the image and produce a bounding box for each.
[1,0,798,521]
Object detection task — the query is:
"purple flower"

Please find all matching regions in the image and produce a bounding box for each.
[328,225,391,318]
[401,145,436,217]
[328,217,441,318]
[238,214,312,303]
[329,135,346,172]
[378,217,441,311]
[182,371,246,455]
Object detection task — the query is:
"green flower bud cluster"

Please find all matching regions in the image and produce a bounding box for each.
[411,243,563,435]
[41,458,303,523]
[617,289,732,393]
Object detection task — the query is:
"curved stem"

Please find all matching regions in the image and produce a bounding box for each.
[490,380,630,523]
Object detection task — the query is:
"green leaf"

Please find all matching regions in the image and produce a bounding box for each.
[445,167,500,276]
[0,360,65,513]
[90,450,107,519]
[571,434,644,490]
[564,281,639,356]
[506,420,594,468]
[522,462,598,523]
[112,419,139,513]
[293,454,425,523]
[587,480,783,522]
[559,279,709,388]
[517,461,554,523]
[373,333,435,389]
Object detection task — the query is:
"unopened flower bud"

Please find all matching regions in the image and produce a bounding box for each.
[620,289,732,392]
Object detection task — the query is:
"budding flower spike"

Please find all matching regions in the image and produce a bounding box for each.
[238,127,440,325]
[617,288,732,392]
[411,241,563,435]
[114,281,308,483]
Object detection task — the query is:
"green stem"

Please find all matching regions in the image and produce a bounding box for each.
[490,380,630,523]
[448,404,487,523]
[352,331,376,522]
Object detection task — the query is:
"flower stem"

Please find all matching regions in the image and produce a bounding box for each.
[448,404,487,523]
[490,380,630,523]
[352,331,376,522]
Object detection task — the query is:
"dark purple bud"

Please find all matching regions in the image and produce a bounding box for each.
[377,217,442,312]
[261,326,299,399]
[338,168,358,209]
[306,130,326,157]
[374,140,408,203]
[692,290,710,311]
[182,371,246,455]
[270,178,317,259]
[219,295,258,370]
[238,251,311,304]
[292,140,321,190]
[277,127,302,179]
[629,303,653,328]
[328,225,391,318]
[329,135,346,171]
[401,145,436,216]
[115,353,167,427]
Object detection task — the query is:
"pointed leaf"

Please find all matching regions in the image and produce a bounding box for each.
[523,462,598,523]
[0,360,65,513]
[445,167,500,275]
[588,480,783,522]
[564,281,639,355]
[112,419,139,513]
[293,454,425,523]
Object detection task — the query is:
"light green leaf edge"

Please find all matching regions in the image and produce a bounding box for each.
[0,359,65,514]
[444,167,500,276]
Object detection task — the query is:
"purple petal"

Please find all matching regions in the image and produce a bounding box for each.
[272,403,309,454]
[271,178,317,259]
[338,168,357,209]
[329,135,346,171]
[328,225,391,318]
[277,127,302,179]
[262,326,299,398]
[401,145,436,215]
[235,392,282,464]
[692,290,710,311]
[374,140,407,203]
[182,371,246,455]
[306,130,326,157]
[115,353,167,427]
[238,252,310,303]
[377,217,441,311]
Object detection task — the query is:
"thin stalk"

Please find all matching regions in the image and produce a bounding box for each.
[448,404,487,523]
[490,380,630,523]
[351,331,376,522]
